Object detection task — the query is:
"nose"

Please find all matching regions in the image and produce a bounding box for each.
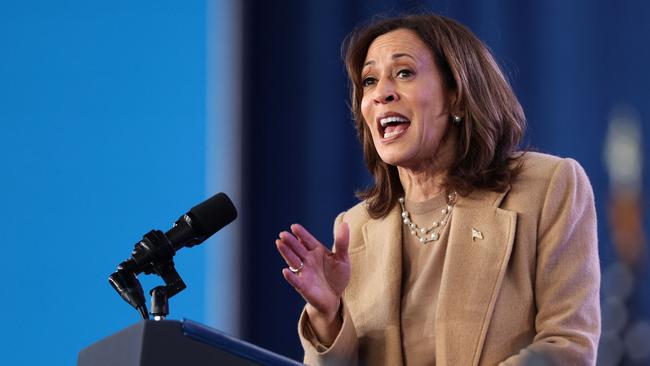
[373,78,398,105]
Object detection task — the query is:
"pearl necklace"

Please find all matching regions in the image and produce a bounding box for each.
[399,191,457,244]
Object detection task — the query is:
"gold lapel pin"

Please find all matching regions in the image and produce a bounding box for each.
[472,228,484,241]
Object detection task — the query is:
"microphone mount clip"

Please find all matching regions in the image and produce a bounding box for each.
[109,230,186,320]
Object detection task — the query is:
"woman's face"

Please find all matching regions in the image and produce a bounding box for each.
[360,28,456,170]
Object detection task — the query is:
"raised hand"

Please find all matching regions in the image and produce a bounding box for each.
[276,222,350,342]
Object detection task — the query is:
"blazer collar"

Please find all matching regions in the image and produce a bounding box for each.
[463,185,511,208]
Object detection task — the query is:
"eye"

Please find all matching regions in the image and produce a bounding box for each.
[396,69,414,79]
[361,76,377,87]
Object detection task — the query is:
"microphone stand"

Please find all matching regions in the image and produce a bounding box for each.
[150,286,169,321]
[147,259,186,321]
[109,230,187,320]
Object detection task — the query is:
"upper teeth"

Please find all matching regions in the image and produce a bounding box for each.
[380,116,409,127]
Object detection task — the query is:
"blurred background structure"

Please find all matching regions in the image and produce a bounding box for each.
[1,0,649,365]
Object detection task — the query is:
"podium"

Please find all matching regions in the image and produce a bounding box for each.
[78,319,304,366]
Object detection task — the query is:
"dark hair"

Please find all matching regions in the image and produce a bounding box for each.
[343,14,526,219]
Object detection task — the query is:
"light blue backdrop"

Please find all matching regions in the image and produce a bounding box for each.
[0,1,231,364]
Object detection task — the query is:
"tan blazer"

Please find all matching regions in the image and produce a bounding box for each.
[298,152,600,365]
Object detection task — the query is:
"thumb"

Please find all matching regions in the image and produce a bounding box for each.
[333,221,350,261]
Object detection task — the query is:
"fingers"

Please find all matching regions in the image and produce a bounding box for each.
[290,223,321,251]
[282,267,305,294]
[275,239,303,270]
[279,227,309,260]
[278,229,309,257]
[333,221,350,261]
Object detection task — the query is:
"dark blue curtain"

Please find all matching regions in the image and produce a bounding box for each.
[238,0,650,362]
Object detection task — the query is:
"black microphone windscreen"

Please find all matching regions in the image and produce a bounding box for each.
[189,193,238,238]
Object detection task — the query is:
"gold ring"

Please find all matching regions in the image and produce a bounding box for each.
[289,262,304,273]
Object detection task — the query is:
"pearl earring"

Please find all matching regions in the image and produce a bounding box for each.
[452,114,462,124]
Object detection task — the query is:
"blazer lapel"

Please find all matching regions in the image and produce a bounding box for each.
[436,190,517,366]
[355,204,404,366]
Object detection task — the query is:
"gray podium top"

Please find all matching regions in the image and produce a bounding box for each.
[78,319,304,366]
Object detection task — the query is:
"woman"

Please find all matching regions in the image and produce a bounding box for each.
[275,14,600,366]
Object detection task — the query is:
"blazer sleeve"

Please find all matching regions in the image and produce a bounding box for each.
[298,300,359,365]
[297,211,360,366]
[500,158,601,365]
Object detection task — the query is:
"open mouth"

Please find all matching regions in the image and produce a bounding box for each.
[378,113,411,140]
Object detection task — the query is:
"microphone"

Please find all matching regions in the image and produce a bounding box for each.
[109,192,237,318]
[164,192,238,250]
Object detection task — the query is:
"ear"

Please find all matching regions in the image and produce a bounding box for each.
[447,87,462,117]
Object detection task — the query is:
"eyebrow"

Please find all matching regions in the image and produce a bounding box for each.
[363,53,416,67]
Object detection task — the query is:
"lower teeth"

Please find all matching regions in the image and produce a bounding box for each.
[384,130,403,139]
